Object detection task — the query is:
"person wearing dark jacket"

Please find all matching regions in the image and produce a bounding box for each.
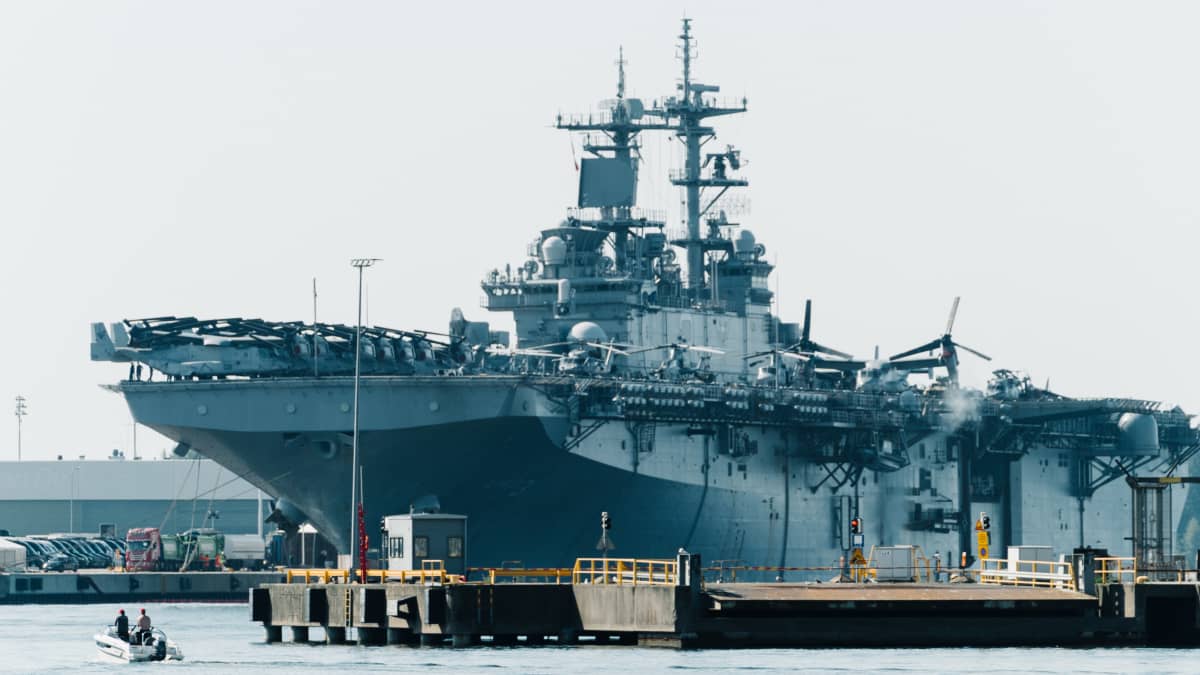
[114,609,129,641]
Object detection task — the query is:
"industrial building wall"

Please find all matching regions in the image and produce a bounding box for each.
[0,500,263,537]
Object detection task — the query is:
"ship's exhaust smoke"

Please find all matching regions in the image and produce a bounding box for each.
[941,387,981,433]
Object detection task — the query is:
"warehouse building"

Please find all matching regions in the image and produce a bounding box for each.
[0,456,268,537]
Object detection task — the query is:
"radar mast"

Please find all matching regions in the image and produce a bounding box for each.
[646,18,749,295]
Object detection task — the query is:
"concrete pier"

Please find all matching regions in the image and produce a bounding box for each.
[1,570,283,604]
[249,554,1200,648]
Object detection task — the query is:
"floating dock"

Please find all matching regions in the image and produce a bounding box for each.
[250,554,1200,648]
[1,570,284,604]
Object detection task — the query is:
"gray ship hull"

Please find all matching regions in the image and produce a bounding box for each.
[116,376,1173,572]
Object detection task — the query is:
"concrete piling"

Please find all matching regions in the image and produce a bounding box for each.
[323,626,346,644]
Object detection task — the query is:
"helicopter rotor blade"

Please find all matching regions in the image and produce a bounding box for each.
[889,357,943,371]
[802,299,812,343]
[806,340,852,360]
[890,339,940,362]
[686,345,726,355]
[952,341,992,361]
[945,296,961,336]
[585,342,629,355]
[742,349,775,360]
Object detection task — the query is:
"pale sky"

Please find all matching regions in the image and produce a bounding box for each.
[1,1,1197,460]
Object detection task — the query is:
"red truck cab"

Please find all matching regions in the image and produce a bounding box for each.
[124,528,162,571]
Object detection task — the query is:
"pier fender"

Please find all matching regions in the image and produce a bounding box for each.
[356,587,388,625]
[303,587,329,624]
[250,587,272,623]
[423,586,447,626]
[230,576,242,592]
[128,576,140,592]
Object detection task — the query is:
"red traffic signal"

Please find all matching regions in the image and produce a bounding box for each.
[850,517,862,534]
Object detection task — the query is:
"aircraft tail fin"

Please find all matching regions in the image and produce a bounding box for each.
[91,322,130,361]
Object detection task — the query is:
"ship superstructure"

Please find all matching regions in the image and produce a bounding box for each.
[91,20,1200,573]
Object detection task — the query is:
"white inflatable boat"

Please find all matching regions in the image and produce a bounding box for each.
[94,626,185,663]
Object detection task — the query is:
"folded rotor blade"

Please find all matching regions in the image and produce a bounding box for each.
[807,340,853,360]
[890,357,943,371]
[811,358,865,372]
[890,340,941,361]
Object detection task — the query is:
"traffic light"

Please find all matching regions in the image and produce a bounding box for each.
[601,511,612,531]
[982,513,991,530]
[850,516,862,535]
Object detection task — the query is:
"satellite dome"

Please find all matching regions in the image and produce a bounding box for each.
[568,321,607,343]
[1118,413,1159,455]
[541,235,567,266]
[733,229,756,254]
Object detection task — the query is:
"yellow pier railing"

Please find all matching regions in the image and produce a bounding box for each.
[572,557,677,586]
[1095,557,1136,585]
[286,559,461,585]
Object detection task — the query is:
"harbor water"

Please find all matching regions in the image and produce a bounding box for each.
[0,603,1193,674]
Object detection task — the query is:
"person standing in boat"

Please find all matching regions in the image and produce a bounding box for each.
[114,609,129,641]
[135,608,152,644]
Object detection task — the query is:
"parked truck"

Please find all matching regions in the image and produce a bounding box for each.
[222,534,267,570]
[124,527,228,571]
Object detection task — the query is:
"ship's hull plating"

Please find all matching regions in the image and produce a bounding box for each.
[119,377,1183,571]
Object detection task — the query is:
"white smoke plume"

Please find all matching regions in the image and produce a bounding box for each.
[941,387,982,433]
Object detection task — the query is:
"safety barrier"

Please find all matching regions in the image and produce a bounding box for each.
[285,560,460,585]
[979,558,1076,590]
[1095,557,1137,585]
[472,567,574,584]
[572,557,677,586]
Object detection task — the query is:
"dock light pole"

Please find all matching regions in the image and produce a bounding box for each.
[14,395,27,461]
[349,258,380,583]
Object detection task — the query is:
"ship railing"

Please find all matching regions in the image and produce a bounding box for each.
[978,558,1076,590]
[566,206,668,225]
[572,557,677,586]
[284,565,461,585]
[468,567,574,584]
[1094,557,1137,585]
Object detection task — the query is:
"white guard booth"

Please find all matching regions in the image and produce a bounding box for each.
[382,513,467,576]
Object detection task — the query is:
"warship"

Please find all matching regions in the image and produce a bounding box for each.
[91,20,1199,573]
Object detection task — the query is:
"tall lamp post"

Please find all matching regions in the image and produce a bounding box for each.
[348,258,380,582]
[14,396,27,461]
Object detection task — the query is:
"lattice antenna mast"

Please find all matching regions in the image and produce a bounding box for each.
[555,47,674,275]
[648,18,749,294]
[616,46,626,100]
